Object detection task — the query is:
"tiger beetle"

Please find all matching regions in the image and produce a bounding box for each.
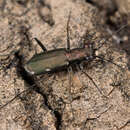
[24,37,95,75]
[0,12,127,110]
[24,12,95,75]
[23,12,126,97]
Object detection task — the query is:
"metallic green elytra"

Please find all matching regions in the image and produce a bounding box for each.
[24,49,69,75]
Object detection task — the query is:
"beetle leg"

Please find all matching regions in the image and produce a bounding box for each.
[0,87,31,110]
[78,65,107,97]
[67,66,75,120]
[66,11,71,51]
[68,66,73,102]
[75,65,86,87]
[33,38,47,52]
[52,45,57,49]
[0,50,19,72]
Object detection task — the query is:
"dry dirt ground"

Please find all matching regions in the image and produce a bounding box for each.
[0,0,130,130]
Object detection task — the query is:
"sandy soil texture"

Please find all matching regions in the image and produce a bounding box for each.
[0,0,130,130]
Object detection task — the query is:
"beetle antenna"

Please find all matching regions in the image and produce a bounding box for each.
[66,11,71,51]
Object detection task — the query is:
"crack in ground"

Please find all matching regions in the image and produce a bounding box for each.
[15,51,62,130]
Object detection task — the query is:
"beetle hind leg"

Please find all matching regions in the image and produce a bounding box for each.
[33,38,47,52]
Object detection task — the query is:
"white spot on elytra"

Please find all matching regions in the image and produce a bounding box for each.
[45,68,51,72]
[24,65,35,75]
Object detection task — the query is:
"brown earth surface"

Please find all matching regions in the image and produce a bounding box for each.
[0,0,130,130]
